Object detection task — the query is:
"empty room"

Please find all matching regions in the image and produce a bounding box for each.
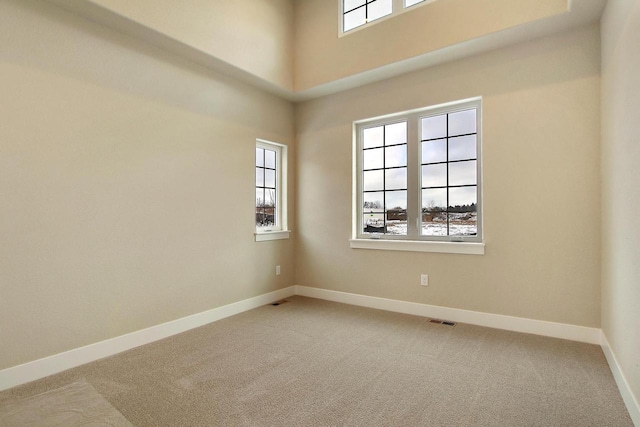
[0,0,638,425]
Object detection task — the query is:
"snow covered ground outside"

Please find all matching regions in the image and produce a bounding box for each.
[366,212,477,236]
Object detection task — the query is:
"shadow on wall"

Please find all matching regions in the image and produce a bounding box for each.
[1,0,292,132]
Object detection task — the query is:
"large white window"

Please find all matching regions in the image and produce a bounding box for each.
[341,0,434,34]
[352,98,483,254]
[255,139,289,241]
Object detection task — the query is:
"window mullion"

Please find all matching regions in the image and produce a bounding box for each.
[445,113,450,237]
[275,148,279,228]
[382,127,386,232]
[406,114,419,237]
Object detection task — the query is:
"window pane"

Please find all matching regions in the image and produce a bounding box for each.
[256,208,264,226]
[363,213,385,233]
[344,7,366,31]
[363,170,384,191]
[264,189,276,207]
[422,139,446,164]
[363,126,384,149]
[405,0,424,7]
[385,145,407,167]
[422,114,446,140]
[422,214,448,236]
[264,149,276,169]
[265,169,276,188]
[257,207,274,227]
[422,187,448,236]
[385,167,407,190]
[368,0,393,21]
[256,148,264,167]
[345,0,365,12]
[256,167,264,187]
[364,192,384,210]
[449,135,476,161]
[448,109,476,136]
[256,188,264,207]
[421,163,447,187]
[385,122,407,145]
[449,160,476,186]
[422,215,448,235]
[385,190,407,210]
[422,188,447,211]
[364,147,384,170]
[449,186,477,236]
[386,211,407,235]
[449,186,476,210]
[267,207,276,226]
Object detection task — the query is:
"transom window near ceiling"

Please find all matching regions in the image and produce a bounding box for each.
[353,98,483,254]
[342,0,429,33]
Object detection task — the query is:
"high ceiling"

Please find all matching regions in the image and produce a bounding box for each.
[47,0,607,101]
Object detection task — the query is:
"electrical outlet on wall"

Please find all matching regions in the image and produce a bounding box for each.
[276,265,281,276]
[421,274,429,286]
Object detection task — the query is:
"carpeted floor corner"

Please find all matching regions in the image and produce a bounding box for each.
[0,296,633,426]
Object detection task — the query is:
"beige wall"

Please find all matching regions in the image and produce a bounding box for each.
[1,0,624,383]
[295,24,601,327]
[0,0,295,370]
[601,0,640,406]
[85,0,295,91]
[294,0,568,91]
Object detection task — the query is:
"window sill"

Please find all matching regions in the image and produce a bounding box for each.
[255,230,291,242]
[349,239,484,255]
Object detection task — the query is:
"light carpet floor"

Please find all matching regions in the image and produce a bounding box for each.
[0,296,633,426]
[0,378,131,426]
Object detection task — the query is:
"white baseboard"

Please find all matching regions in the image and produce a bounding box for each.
[601,332,640,427]
[0,284,619,401]
[295,286,601,345]
[0,286,295,392]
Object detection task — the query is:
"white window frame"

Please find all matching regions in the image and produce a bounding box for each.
[255,139,290,242]
[339,0,437,36]
[350,98,484,255]
[404,0,427,8]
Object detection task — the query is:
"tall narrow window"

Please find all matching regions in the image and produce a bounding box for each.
[255,140,289,241]
[421,109,478,237]
[255,146,277,228]
[354,98,482,248]
[362,121,408,235]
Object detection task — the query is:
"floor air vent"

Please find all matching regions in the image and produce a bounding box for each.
[429,319,456,326]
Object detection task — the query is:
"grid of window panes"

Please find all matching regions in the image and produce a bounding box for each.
[343,0,392,32]
[362,121,408,235]
[420,109,478,237]
[256,147,277,227]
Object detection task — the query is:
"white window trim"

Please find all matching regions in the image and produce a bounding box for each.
[255,230,291,242]
[352,97,483,254]
[339,0,438,37]
[255,139,290,242]
[350,239,485,255]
